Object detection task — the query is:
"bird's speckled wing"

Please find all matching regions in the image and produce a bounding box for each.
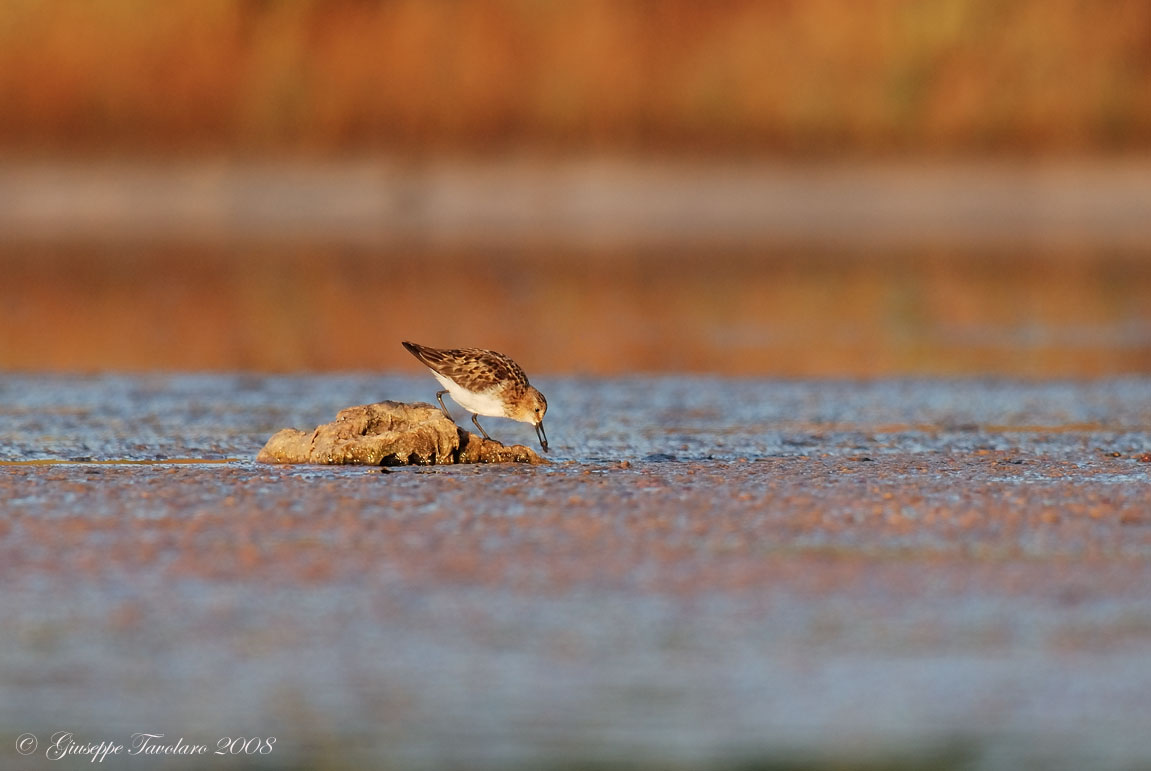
[402,342,530,394]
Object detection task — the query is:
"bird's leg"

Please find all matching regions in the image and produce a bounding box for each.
[435,390,452,418]
[471,414,492,440]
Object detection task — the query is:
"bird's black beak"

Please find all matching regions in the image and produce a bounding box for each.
[535,421,549,452]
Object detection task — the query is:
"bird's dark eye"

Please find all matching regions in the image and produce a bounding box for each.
[534,408,540,413]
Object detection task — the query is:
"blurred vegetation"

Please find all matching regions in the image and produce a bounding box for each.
[2,0,1150,156]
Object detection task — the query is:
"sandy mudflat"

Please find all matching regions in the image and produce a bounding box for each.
[2,375,1150,769]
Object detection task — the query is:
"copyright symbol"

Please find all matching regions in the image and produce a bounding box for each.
[16,733,38,755]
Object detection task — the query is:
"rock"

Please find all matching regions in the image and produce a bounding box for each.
[256,401,547,466]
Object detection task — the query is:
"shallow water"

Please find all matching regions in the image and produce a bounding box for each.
[3,375,1151,769]
[3,245,1151,378]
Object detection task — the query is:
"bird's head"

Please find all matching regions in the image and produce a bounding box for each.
[512,386,548,452]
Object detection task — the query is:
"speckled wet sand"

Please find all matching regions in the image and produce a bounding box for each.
[2,375,1151,769]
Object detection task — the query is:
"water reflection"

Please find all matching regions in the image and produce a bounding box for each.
[1,243,1149,375]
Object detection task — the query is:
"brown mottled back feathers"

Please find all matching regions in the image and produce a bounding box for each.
[402,341,531,395]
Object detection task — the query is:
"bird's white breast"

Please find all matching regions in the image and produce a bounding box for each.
[432,372,508,418]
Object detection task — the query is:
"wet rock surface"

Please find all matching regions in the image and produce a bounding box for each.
[2,375,1151,769]
[256,400,545,465]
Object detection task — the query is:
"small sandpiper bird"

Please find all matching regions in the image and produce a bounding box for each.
[402,341,549,452]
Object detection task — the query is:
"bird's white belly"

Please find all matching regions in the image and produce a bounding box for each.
[433,373,507,418]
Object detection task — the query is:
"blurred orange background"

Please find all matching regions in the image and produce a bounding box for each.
[4,0,1151,156]
[1,0,1150,375]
